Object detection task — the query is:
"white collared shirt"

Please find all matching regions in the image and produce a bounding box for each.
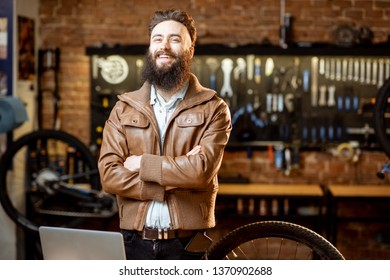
[145,83,188,229]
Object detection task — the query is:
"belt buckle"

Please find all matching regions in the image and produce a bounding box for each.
[158,228,168,240]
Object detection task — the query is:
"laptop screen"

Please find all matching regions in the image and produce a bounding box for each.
[39,226,126,260]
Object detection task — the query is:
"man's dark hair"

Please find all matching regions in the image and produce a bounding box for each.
[148,9,197,46]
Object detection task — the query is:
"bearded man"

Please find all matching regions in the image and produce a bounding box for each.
[98,9,231,260]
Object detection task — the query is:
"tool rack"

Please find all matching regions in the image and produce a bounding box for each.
[86,44,390,157]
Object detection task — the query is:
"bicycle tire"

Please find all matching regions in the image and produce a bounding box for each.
[0,129,100,232]
[207,221,345,260]
[373,78,390,159]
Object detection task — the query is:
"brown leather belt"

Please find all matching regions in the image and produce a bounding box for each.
[136,228,196,240]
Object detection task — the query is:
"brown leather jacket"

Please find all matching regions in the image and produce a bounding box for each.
[98,74,232,231]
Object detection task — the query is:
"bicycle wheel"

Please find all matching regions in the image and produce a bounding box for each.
[373,78,390,159]
[207,221,345,260]
[0,130,102,232]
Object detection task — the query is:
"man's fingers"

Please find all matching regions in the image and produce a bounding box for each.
[186,145,201,156]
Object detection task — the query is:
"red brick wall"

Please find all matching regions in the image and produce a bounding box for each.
[219,149,390,185]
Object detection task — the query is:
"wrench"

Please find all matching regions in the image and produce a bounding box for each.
[327,85,336,107]
[378,58,384,88]
[220,58,234,98]
[318,85,327,106]
[233,57,246,81]
[311,57,319,107]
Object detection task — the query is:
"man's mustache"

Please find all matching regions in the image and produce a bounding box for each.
[155,50,177,59]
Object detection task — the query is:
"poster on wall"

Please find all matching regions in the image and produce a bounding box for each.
[0,17,7,59]
[18,16,35,80]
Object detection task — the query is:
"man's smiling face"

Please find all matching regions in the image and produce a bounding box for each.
[149,20,194,70]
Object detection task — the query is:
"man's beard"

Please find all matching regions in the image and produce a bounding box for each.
[141,49,192,91]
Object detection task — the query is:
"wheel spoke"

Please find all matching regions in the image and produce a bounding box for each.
[207,221,345,260]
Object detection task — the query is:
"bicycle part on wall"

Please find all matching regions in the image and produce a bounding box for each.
[207,220,345,260]
[0,129,117,232]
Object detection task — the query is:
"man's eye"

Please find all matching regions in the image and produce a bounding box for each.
[171,37,181,43]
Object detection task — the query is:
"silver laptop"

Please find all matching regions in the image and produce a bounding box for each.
[39,226,126,260]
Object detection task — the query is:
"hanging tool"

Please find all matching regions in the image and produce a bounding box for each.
[254,58,261,84]
[327,85,336,107]
[246,55,255,81]
[302,70,310,92]
[266,94,273,113]
[347,58,354,81]
[220,58,234,98]
[284,147,292,176]
[277,93,284,112]
[360,58,365,84]
[311,57,319,107]
[329,58,335,80]
[342,58,348,81]
[284,93,294,112]
[324,58,330,79]
[265,57,275,113]
[337,95,343,111]
[372,59,378,85]
[233,58,246,81]
[366,58,371,85]
[290,57,301,91]
[265,58,275,83]
[206,58,220,90]
[335,59,341,81]
[235,57,248,110]
[318,85,327,107]
[353,59,359,82]
[319,58,325,75]
[378,58,384,88]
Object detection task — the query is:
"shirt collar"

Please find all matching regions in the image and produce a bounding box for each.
[150,82,189,107]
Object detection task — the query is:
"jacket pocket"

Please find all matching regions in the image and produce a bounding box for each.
[120,112,152,154]
[120,112,149,128]
[176,112,204,127]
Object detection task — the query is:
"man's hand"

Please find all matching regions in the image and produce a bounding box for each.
[186,145,201,156]
[124,155,141,172]
[166,145,202,191]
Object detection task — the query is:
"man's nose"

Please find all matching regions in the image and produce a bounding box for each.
[160,38,171,50]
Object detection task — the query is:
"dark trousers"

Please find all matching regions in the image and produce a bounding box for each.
[121,230,205,260]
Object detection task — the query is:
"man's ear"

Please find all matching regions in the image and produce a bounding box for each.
[189,46,195,58]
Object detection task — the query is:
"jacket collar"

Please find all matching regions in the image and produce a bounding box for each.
[118,73,216,110]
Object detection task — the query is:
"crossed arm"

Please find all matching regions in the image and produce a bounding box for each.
[123,145,202,172]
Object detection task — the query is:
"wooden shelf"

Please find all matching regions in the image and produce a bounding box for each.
[218,183,323,197]
[327,184,390,198]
